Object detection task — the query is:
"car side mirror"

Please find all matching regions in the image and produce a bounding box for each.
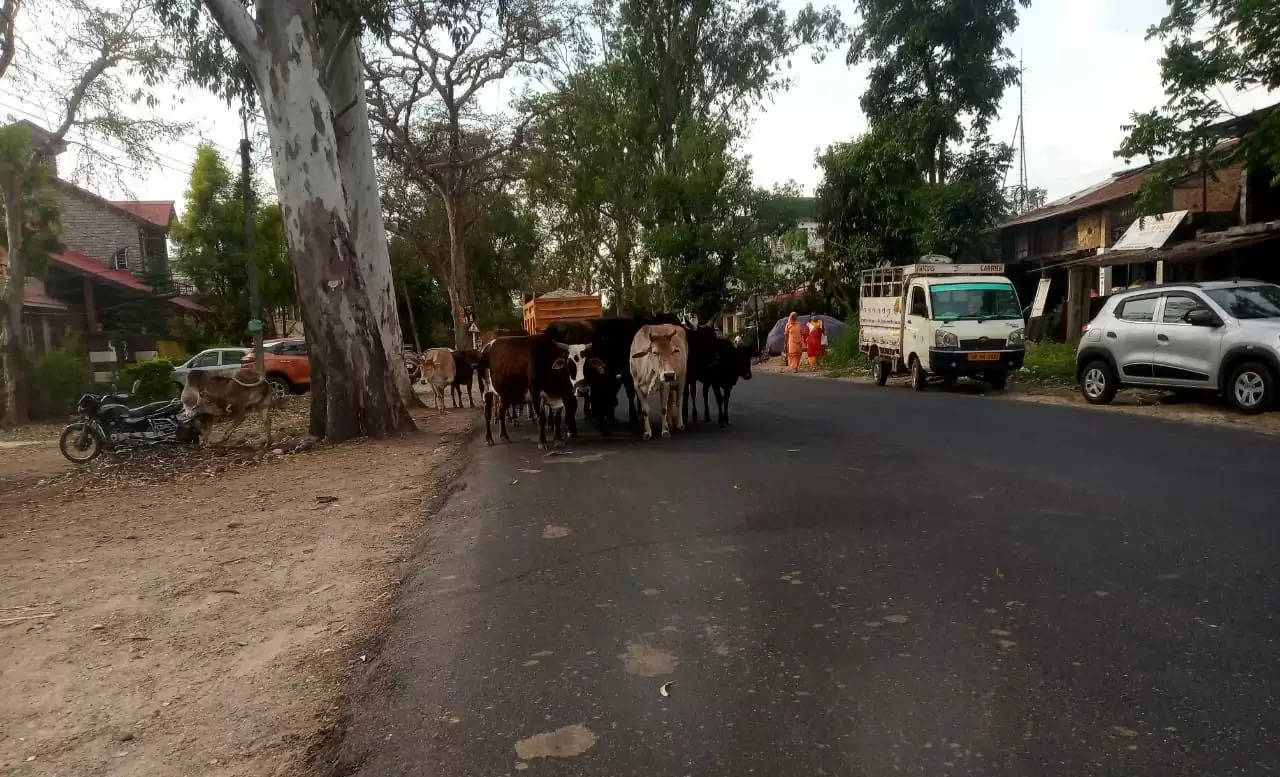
[1184,308,1221,327]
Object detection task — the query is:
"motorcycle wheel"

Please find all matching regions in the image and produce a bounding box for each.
[59,422,103,464]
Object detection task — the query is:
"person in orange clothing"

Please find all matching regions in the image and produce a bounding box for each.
[805,315,827,369]
[784,312,804,371]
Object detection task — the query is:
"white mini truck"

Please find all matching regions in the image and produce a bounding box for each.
[859,255,1026,390]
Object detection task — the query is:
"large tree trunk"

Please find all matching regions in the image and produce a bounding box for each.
[441,190,475,349]
[326,31,414,401]
[2,174,28,426]
[250,2,411,441]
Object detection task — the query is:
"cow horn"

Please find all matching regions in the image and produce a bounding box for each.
[553,341,571,351]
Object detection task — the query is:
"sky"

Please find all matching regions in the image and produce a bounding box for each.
[1,0,1277,215]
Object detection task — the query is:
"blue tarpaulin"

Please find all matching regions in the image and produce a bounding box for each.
[765,315,846,356]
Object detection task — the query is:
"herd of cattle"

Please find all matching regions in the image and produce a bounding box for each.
[408,316,754,448]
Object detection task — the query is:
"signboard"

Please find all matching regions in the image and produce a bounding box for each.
[1030,278,1052,319]
[906,263,1005,275]
[1112,210,1188,251]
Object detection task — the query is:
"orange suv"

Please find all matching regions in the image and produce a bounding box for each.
[240,338,310,397]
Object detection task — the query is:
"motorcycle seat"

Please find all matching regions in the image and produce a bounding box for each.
[126,400,177,417]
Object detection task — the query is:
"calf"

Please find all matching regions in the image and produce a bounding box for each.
[413,348,456,414]
[450,348,481,408]
[629,324,688,440]
[479,335,603,448]
[180,368,275,446]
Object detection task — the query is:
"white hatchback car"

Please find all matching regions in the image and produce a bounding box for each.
[1076,280,1280,413]
[171,348,250,388]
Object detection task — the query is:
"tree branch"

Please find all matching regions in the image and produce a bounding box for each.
[321,18,360,87]
[0,0,18,82]
[206,0,264,67]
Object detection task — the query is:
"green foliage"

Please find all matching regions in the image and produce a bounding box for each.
[1117,0,1280,216]
[1021,341,1077,385]
[820,317,869,376]
[170,144,293,343]
[119,358,178,402]
[848,0,1029,183]
[0,124,64,276]
[816,127,1012,305]
[29,348,93,420]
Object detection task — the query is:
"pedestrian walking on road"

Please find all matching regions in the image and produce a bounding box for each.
[805,316,827,369]
[784,312,804,371]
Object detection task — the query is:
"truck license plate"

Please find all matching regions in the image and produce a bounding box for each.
[968,352,1000,362]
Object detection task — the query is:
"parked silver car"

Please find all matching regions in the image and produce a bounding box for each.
[1075,280,1280,413]
[171,348,251,388]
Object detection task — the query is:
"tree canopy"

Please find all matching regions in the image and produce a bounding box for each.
[1117,0,1280,215]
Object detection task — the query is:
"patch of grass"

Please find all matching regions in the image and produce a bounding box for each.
[822,318,870,377]
[1021,341,1077,385]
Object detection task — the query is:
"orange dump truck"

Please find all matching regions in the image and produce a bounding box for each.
[521,289,603,333]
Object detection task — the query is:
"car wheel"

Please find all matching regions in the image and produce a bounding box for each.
[910,359,927,392]
[872,358,889,386]
[267,377,291,400]
[1227,361,1274,414]
[1079,360,1117,405]
[986,371,1008,391]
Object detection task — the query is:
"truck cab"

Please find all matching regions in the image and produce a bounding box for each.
[861,256,1026,390]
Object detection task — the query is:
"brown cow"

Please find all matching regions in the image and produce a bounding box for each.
[478,335,601,448]
[413,347,456,414]
[180,368,275,446]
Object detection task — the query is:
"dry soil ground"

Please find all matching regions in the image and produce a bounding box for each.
[0,399,476,777]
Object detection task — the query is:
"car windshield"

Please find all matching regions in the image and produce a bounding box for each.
[1204,285,1280,320]
[929,282,1022,321]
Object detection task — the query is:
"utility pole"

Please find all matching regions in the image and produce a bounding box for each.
[241,106,264,375]
[1017,51,1029,212]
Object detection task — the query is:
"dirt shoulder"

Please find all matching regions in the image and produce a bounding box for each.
[756,358,1280,436]
[0,401,476,776]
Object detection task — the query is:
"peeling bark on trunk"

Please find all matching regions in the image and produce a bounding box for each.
[249,3,410,441]
[2,174,28,425]
[326,32,414,403]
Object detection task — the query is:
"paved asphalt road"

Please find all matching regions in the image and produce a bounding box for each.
[332,374,1280,777]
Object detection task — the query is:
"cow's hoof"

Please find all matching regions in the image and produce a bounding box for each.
[642,431,652,441]
[486,439,495,447]
[661,429,671,439]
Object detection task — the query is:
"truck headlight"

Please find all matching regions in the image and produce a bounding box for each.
[935,329,959,348]
[1008,328,1026,346]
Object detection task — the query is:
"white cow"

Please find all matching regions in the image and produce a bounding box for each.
[628,324,688,440]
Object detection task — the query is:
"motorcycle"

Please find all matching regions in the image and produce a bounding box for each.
[59,391,200,463]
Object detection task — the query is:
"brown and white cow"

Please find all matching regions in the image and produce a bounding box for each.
[478,335,603,448]
[413,347,456,414]
[629,324,688,440]
[180,368,275,446]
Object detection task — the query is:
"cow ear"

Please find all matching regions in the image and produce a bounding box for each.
[588,357,606,373]
[552,357,567,370]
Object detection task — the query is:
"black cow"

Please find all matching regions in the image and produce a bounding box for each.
[477,335,603,448]
[450,348,481,408]
[704,338,752,427]
[681,325,720,425]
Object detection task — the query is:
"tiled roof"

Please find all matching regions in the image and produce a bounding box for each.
[1002,170,1147,229]
[109,200,175,228]
[51,250,208,313]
